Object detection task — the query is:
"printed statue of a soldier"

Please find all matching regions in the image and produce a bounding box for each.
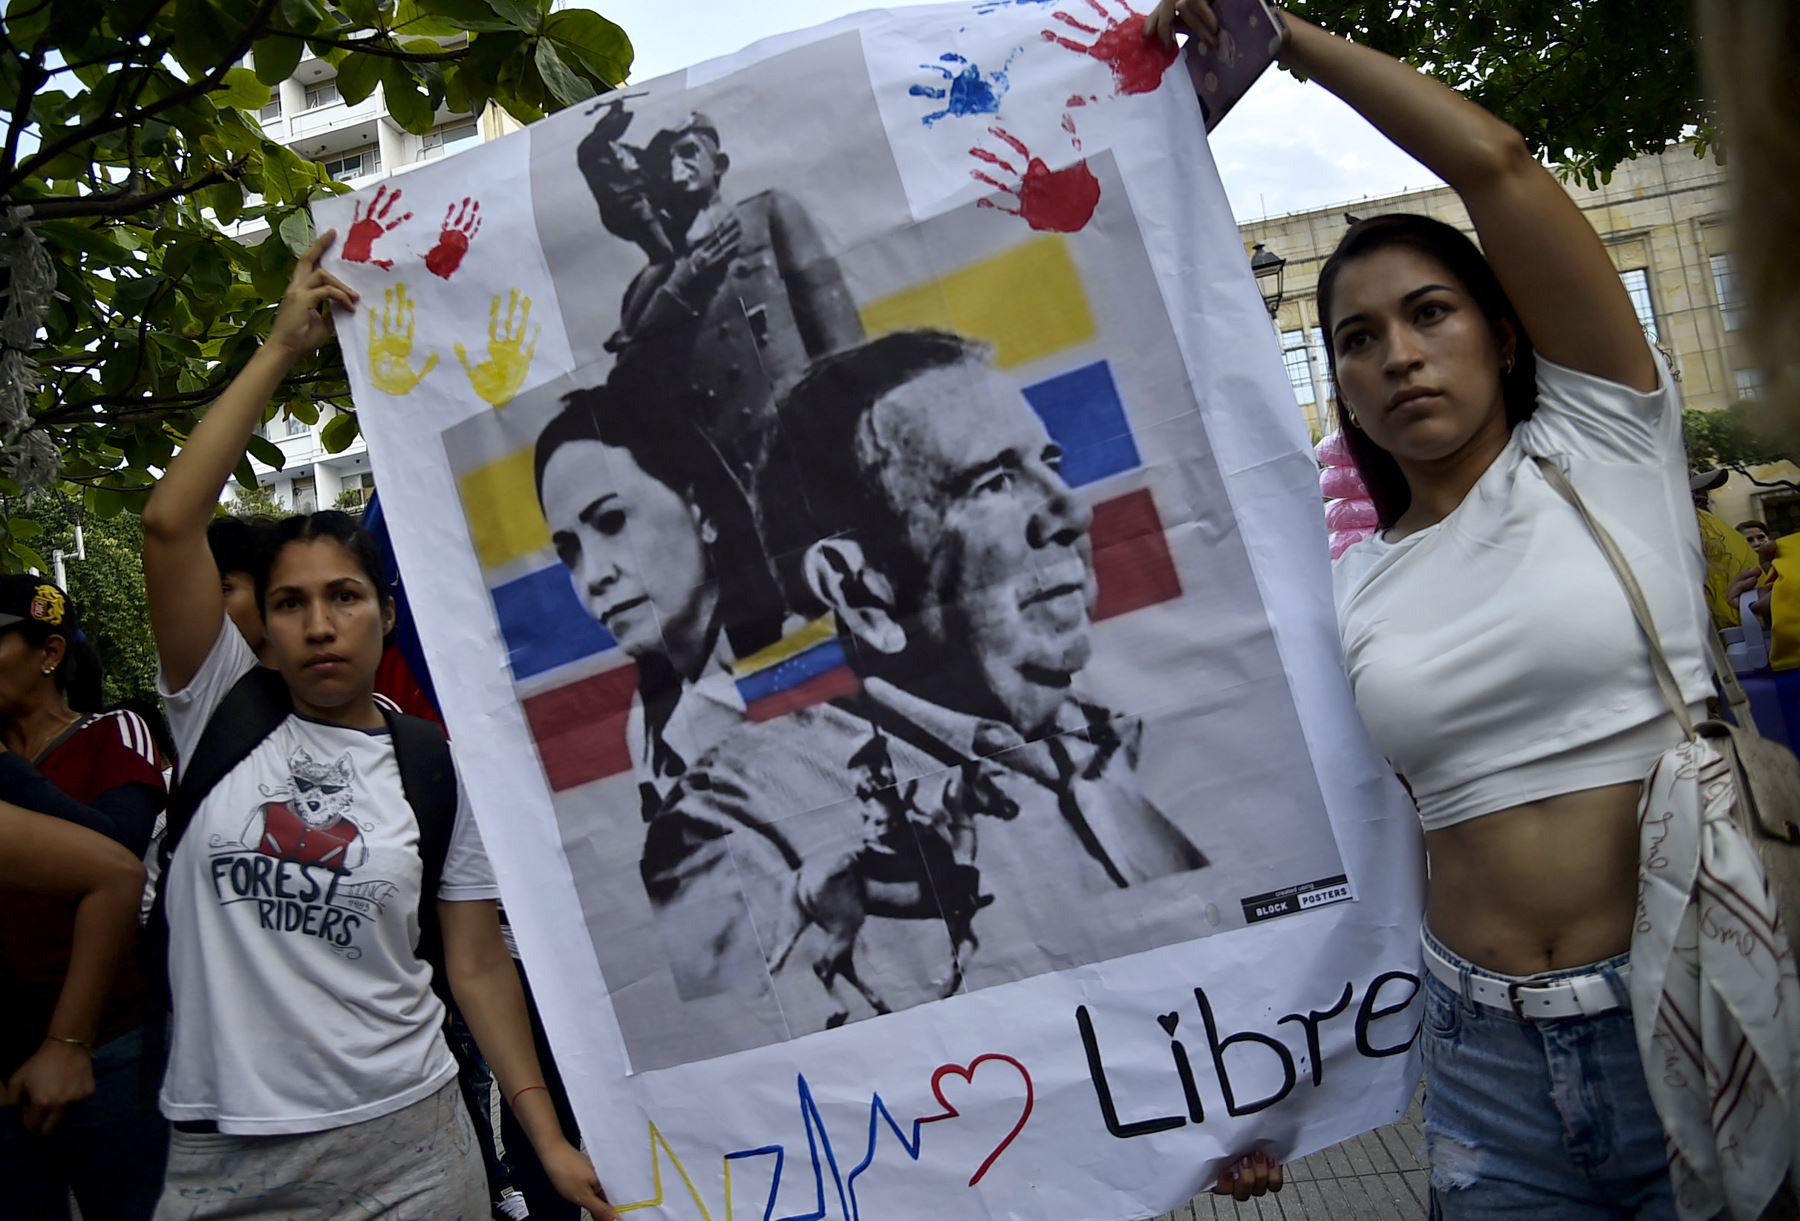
[577,104,863,487]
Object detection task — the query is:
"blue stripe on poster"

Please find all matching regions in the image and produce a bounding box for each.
[492,564,616,682]
[734,637,850,705]
[1021,359,1141,487]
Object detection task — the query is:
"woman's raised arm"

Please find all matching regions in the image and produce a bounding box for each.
[1148,2,1656,392]
[141,230,357,691]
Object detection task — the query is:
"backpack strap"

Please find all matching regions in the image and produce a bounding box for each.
[141,663,293,1093]
[380,705,458,1001]
[159,666,295,872]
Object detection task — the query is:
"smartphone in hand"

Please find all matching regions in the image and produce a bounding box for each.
[1185,0,1287,132]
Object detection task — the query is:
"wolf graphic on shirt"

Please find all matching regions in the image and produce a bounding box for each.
[241,747,369,872]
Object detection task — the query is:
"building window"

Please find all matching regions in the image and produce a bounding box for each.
[1735,368,1764,401]
[285,412,310,436]
[420,120,481,161]
[321,147,381,181]
[1711,254,1742,332]
[337,472,376,510]
[1618,268,1659,344]
[292,476,318,514]
[1280,326,1327,408]
[1758,494,1800,540]
[303,80,341,111]
[259,97,282,123]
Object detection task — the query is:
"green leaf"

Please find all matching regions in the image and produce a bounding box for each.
[6,0,55,49]
[260,142,308,203]
[9,519,42,540]
[486,0,545,32]
[234,457,260,491]
[252,35,304,86]
[277,209,315,255]
[336,0,380,25]
[216,67,272,112]
[200,180,245,225]
[397,0,512,34]
[319,411,360,454]
[335,51,382,105]
[246,434,288,470]
[170,0,237,80]
[279,0,327,31]
[543,10,632,87]
[380,60,433,132]
[532,40,588,108]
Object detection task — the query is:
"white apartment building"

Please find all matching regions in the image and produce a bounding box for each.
[235,42,520,513]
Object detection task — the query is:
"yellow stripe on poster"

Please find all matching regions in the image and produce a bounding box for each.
[859,235,1095,370]
[731,615,837,677]
[458,446,550,570]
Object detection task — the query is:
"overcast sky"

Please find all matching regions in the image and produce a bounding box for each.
[590,0,1442,222]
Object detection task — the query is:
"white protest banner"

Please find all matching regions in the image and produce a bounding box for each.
[313,3,1424,1216]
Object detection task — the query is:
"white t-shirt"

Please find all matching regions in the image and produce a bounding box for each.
[157,621,498,1134]
[1333,350,1712,830]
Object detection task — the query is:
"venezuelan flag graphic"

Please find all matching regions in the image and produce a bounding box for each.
[731,617,860,724]
[454,232,1183,794]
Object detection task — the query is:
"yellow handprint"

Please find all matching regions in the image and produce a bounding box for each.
[455,289,541,407]
[368,283,439,396]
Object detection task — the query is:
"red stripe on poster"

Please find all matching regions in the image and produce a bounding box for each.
[745,665,861,723]
[524,662,639,791]
[1091,488,1182,620]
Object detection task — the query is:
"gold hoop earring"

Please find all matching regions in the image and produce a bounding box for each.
[1344,410,1360,429]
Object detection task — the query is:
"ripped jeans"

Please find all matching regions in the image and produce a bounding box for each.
[1420,929,1677,1220]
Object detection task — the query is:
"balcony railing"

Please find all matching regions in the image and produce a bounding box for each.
[290,93,381,138]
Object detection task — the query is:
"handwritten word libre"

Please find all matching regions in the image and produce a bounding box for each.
[1079,970,1422,1138]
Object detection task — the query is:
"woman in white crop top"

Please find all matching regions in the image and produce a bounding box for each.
[1151,3,1709,1215]
[139,233,622,1221]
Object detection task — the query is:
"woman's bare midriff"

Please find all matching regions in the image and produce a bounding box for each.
[1424,780,1644,975]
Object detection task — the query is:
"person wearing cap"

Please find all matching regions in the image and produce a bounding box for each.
[576,107,864,492]
[0,574,171,1217]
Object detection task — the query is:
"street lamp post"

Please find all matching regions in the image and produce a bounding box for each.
[1250,241,1286,320]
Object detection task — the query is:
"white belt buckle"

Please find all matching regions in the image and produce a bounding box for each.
[1508,978,1551,1021]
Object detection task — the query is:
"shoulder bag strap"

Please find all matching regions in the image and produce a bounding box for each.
[1532,455,1699,738]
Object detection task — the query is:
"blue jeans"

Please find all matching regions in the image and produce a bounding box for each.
[0,1024,169,1220]
[1421,929,1677,1220]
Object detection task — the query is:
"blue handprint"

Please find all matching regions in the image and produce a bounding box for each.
[909,51,1017,127]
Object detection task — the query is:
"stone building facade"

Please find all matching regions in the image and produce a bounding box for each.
[1237,143,1797,530]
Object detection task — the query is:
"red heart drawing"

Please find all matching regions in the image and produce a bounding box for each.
[913,1053,1035,1186]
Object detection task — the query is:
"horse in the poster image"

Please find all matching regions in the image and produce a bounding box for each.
[767,734,1020,1027]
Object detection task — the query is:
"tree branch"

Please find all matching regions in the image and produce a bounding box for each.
[266,26,468,63]
[22,163,239,220]
[0,0,279,197]
[33,366,349,423]
[1,56,48,183]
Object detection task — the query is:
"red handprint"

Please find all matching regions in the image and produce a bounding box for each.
[342,184,411,270]
[1042,0,1177,96]
[969,118,1101,234]
[425,198,482,281]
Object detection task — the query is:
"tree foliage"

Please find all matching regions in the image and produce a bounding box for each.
[1684,404,1799,494]
[1291,1,1711,187]
[0,0,629,571]
[4,492,159,705]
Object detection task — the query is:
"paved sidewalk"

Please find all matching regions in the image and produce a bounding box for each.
[1156,1094,1429,1221]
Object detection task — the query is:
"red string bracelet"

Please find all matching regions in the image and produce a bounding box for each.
[510,1083,548,1110]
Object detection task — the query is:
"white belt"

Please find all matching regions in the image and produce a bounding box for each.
[1422,933,1629,1021]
